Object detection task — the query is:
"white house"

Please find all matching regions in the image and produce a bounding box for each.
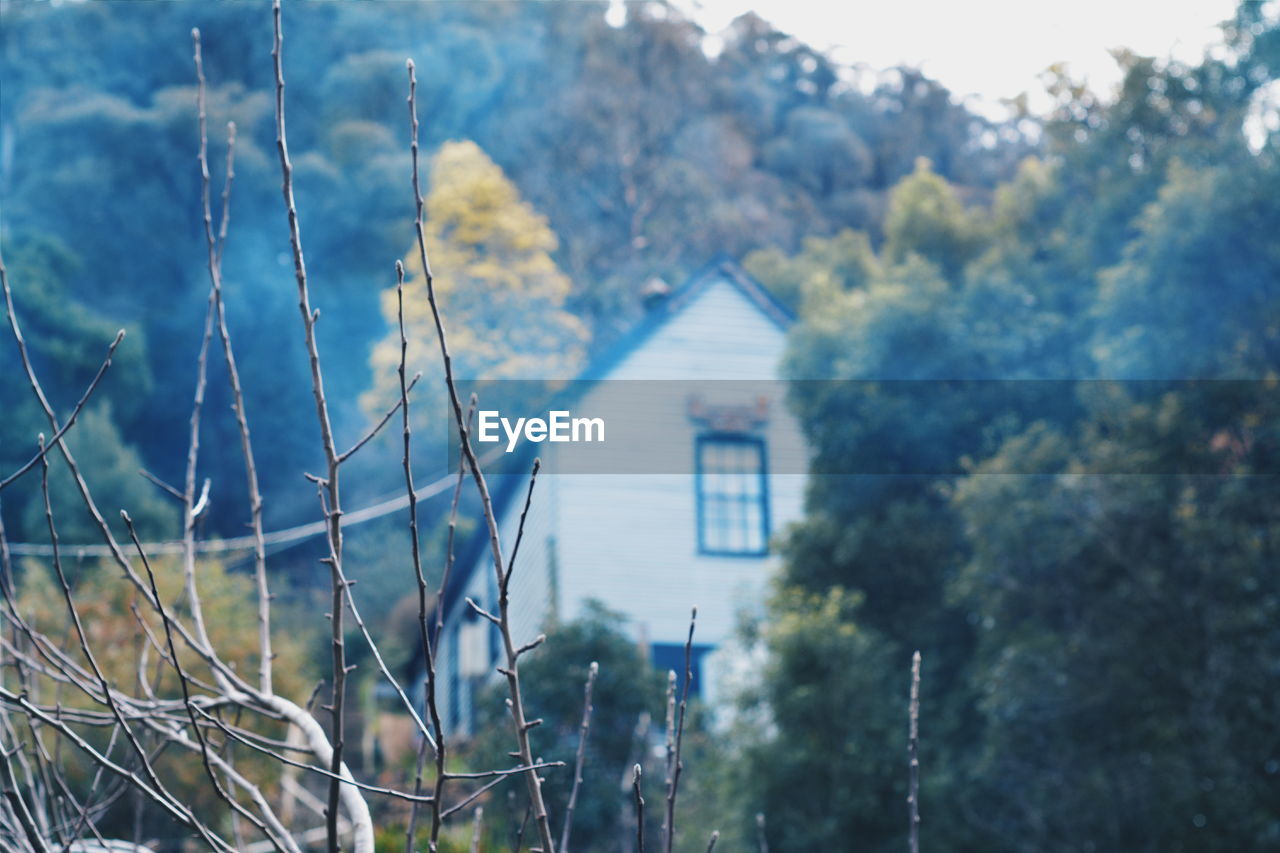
[430,257,808,734]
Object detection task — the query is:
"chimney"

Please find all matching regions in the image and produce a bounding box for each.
[640,276,671,311]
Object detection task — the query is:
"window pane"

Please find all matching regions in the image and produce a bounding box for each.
[697,437,768,555]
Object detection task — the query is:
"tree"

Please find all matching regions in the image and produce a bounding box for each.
[731,586,903,853]
[1093,152,1280,378]
[951,388,1280,850]
[365,139,588,434]
[743,227,879,313]
[882,158,983,281]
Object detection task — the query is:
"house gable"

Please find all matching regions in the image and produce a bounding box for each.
[431,258,804,732]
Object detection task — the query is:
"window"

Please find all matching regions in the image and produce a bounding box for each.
[695,435,769,556]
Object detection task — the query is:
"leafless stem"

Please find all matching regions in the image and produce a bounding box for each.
[755,813,768,853]
[908,650,921,853]
[137,469,184,503]
[405,56,557,853]
[0,330,125,493]
[705,830,719,852]
[35,443,227,851]
[271,6,351,849]
[182,32,222,672]
[192,705,434,805]
[663,608,696,853]
[559,660,598,853]
[194,25,273,699]
[6,192,250,703]
[0,740,49,853]
[514,803,531,853]
[338,375,421,465]
[633,764,645,853]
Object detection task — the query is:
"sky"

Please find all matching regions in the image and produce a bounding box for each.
[663,0,1242,116]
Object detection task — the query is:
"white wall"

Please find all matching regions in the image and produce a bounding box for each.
[434,271,809,733]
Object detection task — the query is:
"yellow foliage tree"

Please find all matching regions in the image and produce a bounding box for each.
[365,140,587,425]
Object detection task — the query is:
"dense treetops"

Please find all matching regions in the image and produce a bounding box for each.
[1,0,1023,548]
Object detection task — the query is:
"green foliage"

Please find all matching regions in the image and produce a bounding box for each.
[743,228,879,313]
[744,14,1280,847]
[883,158,983,280]
[734,586,903,851]
[951,383,1280,850]
[7,3,1279,849]
[2,0,1021,557]
[1094,152,1280,378]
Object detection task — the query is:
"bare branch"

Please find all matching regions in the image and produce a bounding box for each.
[0,739,49,853]
[36,443,220,849]
[137,469,184,503]
[465,597,502,628]
[0,329,126,493]
[559,661,598,853]
[194,22,272,700]
[337,372,421,464]
[633,764,645,853]
[908,650,921,853]
[405,55,557,851]
[123,507,292,853]
[271,6,352,849]
[192,706,434,805]
[663,608,696,853]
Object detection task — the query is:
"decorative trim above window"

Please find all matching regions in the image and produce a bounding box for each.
[695,434,770,557]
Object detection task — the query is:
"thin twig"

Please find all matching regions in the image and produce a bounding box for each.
[513,803,531,853]
[138,469,184,503]
[0,738,49,853]
[271,6,350,850]
[0,330,126,493]
[35,444,228,852]
[633,764,645,853]
[705,830,719,853]
[191,705,435,805]
[663,608,696,853]
[337,371,421,464]
[405,56,556,852]
[559,661,597,853]
[908,650,921,853]
[183,29,224,681]
[434,761,565,822]
[194,24,272,699]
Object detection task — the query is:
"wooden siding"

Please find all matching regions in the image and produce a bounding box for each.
[433,268,808,734]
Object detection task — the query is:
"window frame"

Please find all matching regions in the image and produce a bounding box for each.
[694,432,771,557]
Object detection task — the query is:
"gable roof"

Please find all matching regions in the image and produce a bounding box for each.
[578,254,793,382]
[433,257,792,635]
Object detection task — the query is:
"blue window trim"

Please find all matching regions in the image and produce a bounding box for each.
[694,433,770,557]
